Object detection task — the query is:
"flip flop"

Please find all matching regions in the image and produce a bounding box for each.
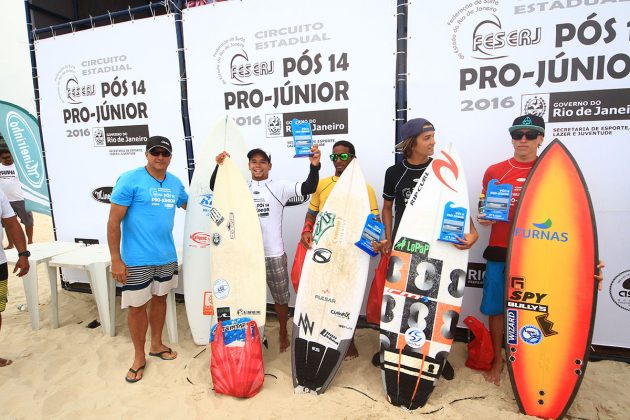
[125,364,145,383]
[148,347,177,360]
[0,358,13,367]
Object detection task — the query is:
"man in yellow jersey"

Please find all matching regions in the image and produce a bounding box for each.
[300,140,380,360]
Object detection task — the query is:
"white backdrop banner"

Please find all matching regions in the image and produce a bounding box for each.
[407,1,629,346]
[182,0,398,305]
[35,15,188,285]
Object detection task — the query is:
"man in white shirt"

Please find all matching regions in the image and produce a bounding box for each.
[213,146,321,352]
[0,149,34,249]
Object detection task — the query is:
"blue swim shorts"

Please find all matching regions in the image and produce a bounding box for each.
[480,260,505,316]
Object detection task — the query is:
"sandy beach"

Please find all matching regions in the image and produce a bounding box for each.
[0,213,628,419]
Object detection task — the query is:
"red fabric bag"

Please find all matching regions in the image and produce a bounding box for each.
[366,253,391,325]
[290,242,307,293]
[210,319,264,398]
[464,316,494,371]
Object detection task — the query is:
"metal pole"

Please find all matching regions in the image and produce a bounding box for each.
[33,2,167,36]
[395,0,408,164]
[172,0,195,183]
[23,0,58,240]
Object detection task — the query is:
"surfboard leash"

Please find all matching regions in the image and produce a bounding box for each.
[414,396,487,415]
[340,386,377,402]
[184,348,208,385]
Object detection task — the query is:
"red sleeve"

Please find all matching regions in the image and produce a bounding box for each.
[481,166,493,195]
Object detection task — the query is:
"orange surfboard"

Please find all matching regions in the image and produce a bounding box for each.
[505,139,598,419]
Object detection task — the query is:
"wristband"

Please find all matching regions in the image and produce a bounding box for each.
[301,221,314,234]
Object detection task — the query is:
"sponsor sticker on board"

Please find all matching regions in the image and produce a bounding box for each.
[405,327,426,349]
[507,309,518,345]
[213,279,230,300]
[520,325,542,345]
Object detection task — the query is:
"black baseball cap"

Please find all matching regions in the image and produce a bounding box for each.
[146,136,173,153]
[509,115,545,134]
[247,148,271,162]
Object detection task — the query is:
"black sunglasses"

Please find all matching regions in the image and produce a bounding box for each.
[330,153,355,161]
[511,131,540,141]
[149,149,172,157]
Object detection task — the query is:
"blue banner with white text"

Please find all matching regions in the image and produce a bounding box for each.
[0,100,51,215]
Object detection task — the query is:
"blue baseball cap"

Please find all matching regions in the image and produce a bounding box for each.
[395,118,435,150]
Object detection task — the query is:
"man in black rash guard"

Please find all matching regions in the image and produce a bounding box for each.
[372,118,479,380]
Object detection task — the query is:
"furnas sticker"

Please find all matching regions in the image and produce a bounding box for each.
[513,218,569,243]
[507,309,518,345]
[520,325,543,345]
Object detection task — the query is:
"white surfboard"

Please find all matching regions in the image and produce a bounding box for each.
[183,117,248,345]
[291,159,372,394]
[379,144,470,409]
[208,156,266,338]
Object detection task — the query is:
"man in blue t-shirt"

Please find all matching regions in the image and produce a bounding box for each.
[108,136,188,383]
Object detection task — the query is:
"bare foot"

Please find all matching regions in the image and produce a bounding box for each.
[344,341,359,361]
[483,358,504,386]
[0,357,13,367]
[279,332,290,353]
[3,245,13,250]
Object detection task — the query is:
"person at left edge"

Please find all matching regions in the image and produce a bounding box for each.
[107,136,188,383]
[0,188,30,367]
[0,148,35,249]
[211,145,321,352]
